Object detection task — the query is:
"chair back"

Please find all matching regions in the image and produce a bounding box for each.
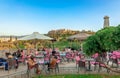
[7,58,16,69]
[50,58,57,68]
[78,60,85,67]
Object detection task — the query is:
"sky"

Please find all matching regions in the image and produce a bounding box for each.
[0,0,120,36]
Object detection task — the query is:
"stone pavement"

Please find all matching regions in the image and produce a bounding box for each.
[0,62,78,77]
[0,62,119,78]
[0,64,27,78]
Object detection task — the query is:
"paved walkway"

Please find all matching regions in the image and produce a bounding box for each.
[0,62,119,77]
[0,62,77,76]
[0,64,27,77]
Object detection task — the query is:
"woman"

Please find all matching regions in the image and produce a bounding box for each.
[50,56,57,68]
[47,56,57,71]
[27,55,41,74]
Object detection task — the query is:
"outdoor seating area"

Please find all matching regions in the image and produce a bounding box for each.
[1,47,120,78]
[1,0,120,78]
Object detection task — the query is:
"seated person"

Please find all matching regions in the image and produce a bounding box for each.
[7,54,17,69]
[27,55,41,74]
[0,57,6,62]
[48,56,57,71]
[0,58,8,70]
[5,52,11,58]
[8,54,13,59]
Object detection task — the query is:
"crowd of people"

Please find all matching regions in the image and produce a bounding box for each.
[1,47,120,75]
[0,47,83,73]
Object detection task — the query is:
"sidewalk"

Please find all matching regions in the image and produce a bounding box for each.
[0,62,118,77]
[0,64,27,77]
[0,63,75,76]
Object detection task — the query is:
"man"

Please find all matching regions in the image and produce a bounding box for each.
[0,57,8,70]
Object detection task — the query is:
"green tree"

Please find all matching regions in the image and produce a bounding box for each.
[83,25,120,55]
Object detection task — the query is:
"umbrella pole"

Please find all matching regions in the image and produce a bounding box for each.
[35,43,37,50]
[53,42,54,50]
[51,39,56,50]
[33,39,37,49]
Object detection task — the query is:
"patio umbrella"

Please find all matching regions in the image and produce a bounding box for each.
[18,32,53,49]
[67,32,91,41]
[18,32,53,40]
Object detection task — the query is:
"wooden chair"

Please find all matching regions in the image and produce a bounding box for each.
[90,61,99,71]
[94,59,110,73]
[18,57,26,65]
[107,54,119,68]
[27,62,36,78]
[98,62,109,73]
[7,58,16,70]
[48,63,59,74]
[78,60,86,73]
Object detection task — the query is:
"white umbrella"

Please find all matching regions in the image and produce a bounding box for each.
[67,33,91,41]
[18,32,53,49]
[18,32,53,40]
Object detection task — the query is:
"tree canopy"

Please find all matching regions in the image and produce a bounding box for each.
[83,25,120,55]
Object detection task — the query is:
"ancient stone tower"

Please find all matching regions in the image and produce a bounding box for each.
[103,16,110,28]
